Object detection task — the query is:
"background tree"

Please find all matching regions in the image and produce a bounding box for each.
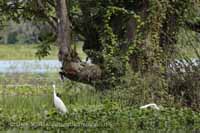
[0,0,199,89]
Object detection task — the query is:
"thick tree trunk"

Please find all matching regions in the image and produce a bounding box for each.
[56,0,71,62]
[128,0,149,72]
[55,0,102,85]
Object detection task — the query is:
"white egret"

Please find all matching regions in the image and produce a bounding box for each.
[86,58,92,64]
[140,103,160,110]
[52,84,68,114]
[83,57,92,64]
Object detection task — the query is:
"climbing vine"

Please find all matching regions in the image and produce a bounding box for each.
[98,6,143,87]
[71,0,200,88]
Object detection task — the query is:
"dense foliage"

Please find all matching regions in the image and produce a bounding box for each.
[1,106,200,130]
[0,21,40,44]
[0,83,200,130]
[0,0,200,111]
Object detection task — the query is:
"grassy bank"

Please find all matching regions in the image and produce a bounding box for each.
[0,76,200,130]
[0,86,200,130]
[0,43,86,60]
[0,44,57,60]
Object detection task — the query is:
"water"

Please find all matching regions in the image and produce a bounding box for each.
[0,60,61,73]
[0,59,198,74]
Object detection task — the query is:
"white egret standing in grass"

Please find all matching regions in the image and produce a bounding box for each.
[140,103,160,110]
[52,84,68,114]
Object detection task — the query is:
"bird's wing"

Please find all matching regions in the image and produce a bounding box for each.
[54,97,68,113]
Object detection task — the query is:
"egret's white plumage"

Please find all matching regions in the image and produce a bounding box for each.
[86,58,92,64]
[83,57,92,65]
[53,84,68,114]
[140,103,160,110]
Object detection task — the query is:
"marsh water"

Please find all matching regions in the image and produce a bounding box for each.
[0,59,199,74]
[0,60,61,73]
[0,59,198,73]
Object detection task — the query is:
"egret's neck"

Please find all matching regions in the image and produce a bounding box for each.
[53,87,56,97]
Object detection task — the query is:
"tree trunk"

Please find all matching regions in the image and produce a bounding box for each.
[125,17,137,42]
[55,0,102,85]
[55,0,71,62]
